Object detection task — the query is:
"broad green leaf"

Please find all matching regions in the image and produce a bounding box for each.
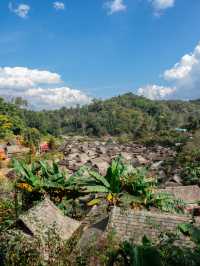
[83,185,110,193]
[87,198,101,206]
[89,170,110,189]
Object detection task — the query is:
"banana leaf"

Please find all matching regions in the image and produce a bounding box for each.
[87,198,101,206]
[83,185,110,193]
[89,170,110,189]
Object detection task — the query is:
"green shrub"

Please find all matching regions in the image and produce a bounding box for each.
[0,198,16,232]
[152,192,185,214]
[0,227,71,266]
[182,162,200,185]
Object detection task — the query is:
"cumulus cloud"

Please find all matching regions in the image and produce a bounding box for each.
[53,1,65,10]
[137,84,175,100]
[151,0,174,10]
[0,67,91,110]
[8,2,30,18]
[25,87,92,110]
[164,43,200,81]
[0,67,61,89]
[162,42,200,99]
[137,42,200,100]
[104,0,126,15]
[150,0,175,15]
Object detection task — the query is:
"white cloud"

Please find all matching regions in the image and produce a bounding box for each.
[53,1,65,10]
[149,0,175,16]
[9,2,30,18]
[137,41,200,100]
[104,0,126,15]
[25,87,91,110]
[0,67,61,89]
[163,42,200,99]
[0,67,91,110]
[151,0,174,10]
[137,84,175,100]
[164,43,200,81]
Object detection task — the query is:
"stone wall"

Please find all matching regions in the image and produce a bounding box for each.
[107,207,193,244]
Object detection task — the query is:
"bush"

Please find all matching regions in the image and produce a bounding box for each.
[0,226,71,266]
[0,198,16,232]
[23,128,41,150]
[152,192,185,214]
[141,130,188,147]
[107,228,200,266]
[182,162,200,185]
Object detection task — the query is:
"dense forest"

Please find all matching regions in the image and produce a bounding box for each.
[1,93,200,139]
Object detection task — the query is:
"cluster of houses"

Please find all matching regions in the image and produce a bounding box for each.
[2,137,200,263]
[12,184,200,263]
[0,141,29,161]
[59,139,178,186]
[0,141,50,162]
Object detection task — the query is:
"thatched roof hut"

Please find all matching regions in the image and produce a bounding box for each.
[158,185,200,204]
[17,198,81,241]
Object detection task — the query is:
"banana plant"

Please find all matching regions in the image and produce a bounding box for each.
[13,159,43,191]
[79,158,158,208]
[13,159,72,193]
[108,238,162,266]
[80,157,133,206]
[38,160,68,189]
[106,156,125,193]
[82,157,127,194]
[123,167,156,205]
[82,170,111,193]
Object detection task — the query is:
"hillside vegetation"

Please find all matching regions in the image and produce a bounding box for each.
[1,93,200,139]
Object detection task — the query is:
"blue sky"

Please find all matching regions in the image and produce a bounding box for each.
[0,0,200,109]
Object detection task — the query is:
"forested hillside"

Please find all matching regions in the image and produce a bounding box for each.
[1,93,200,139]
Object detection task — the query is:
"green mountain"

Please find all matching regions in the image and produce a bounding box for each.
[1,93,200,138]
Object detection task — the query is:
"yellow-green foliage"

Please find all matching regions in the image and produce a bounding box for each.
[0,114,13,137]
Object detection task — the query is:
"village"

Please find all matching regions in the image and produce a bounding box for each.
[1,135,200,265]
[0,0,200,264]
